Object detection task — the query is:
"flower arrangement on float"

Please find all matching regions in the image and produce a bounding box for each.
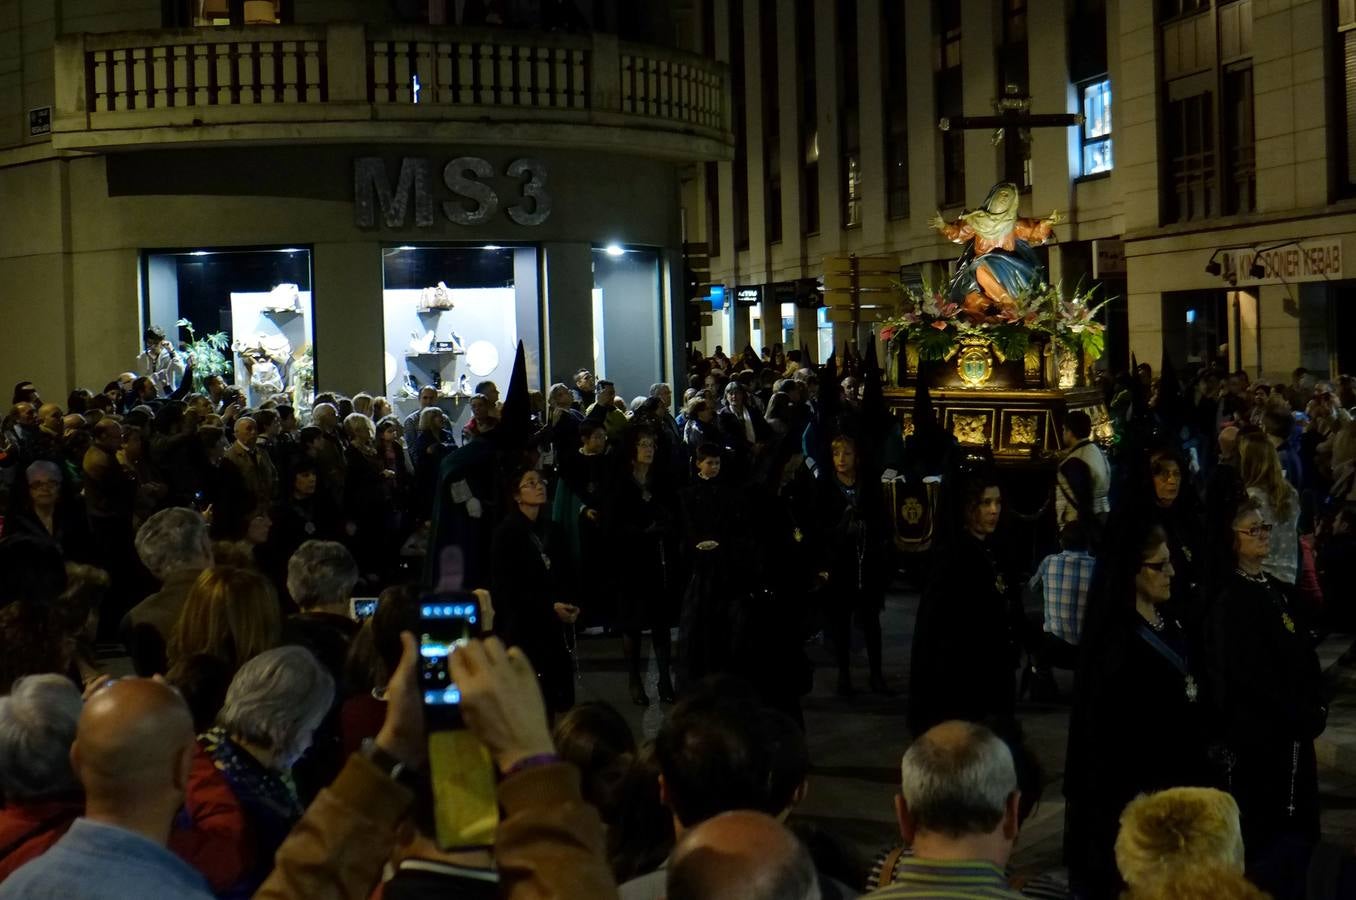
[878,279,1109,365]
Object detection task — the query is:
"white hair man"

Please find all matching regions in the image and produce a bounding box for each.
[0,675,85,881]
[0,679,212,899]
[866,721,1024,898]
[282,540,361,685]
[122,508,213,675]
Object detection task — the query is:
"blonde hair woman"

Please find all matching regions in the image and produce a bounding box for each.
[1237,431,1300,583]
[167,565,283,730]
[168,565,282,672]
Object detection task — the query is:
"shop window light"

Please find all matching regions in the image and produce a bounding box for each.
[1080,78,1113,176]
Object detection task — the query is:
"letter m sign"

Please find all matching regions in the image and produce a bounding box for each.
[354,157,434,228]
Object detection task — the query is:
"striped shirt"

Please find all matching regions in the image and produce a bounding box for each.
[1030,550,1096,646]
[865,858,1027,898]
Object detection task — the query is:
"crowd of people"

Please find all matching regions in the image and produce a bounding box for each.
[1,328,1355,899]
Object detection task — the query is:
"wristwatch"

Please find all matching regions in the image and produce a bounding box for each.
[361,737,415,785]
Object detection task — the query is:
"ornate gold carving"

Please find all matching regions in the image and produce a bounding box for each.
[1009,414,1038,446]
[1024,344,1041,379]
[905,342,920,376]
[900,497,924,524]
[952,413,990,445]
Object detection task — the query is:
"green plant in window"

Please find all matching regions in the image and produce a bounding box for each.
[292,345,315,407]
[176,318,231,391]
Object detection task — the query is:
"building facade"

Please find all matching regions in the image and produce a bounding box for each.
[692,0,1353,383]
[0,0,732,416]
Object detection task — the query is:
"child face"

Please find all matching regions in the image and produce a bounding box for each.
[697,455,721,480]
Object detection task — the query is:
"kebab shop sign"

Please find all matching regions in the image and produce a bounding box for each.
[1221,240,1342,286]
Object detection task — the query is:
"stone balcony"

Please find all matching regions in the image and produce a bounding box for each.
[52,23,733,161]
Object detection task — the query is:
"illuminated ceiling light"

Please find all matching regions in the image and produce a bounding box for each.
[396,245,417,251]
[278,248,301,254]
[189,250,211,256]
[605,244,625,257]
[482,244,502,251]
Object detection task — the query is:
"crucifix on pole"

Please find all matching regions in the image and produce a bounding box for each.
[939,84,1084,186]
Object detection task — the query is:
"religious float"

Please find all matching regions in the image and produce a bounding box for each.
[881,183,1112,466]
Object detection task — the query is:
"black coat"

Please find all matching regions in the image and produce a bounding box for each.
[908,533,1019,734]
[1208,572,1326,856]
[1064,610,1214,895]
[605,471,680,631]
[490,509,575,713]
[677,475,750,682]
[810,474,891,611]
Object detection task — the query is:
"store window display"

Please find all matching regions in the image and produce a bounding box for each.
[142,248,316,408]
[381,245,542,433]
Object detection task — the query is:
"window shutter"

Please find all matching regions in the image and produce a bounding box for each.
[1347,31,1356,184]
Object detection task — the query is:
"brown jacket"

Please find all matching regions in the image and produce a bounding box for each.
[253,754,618,900]
[225,441,277,513]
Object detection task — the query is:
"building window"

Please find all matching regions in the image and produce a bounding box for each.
[591,247,664,394]
[797,0,820,234]
[1080,78,1113,175]
[883,0,909,219]
[1222,65,1255,214]
[1337,1,1356,191]
[1159,0,1210,21]
[838,0,862,228]
[179,0,290,26]
[999,0,1031,188]
[935,0,964,207]
[760,0,782,243]
[382,245,544,423]
[1070,0,1109,84]
[730,0,750,251]
[1165,93,1216,221]
[143,247,314,405]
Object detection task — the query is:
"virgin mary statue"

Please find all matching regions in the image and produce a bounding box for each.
[930,183,1061,324]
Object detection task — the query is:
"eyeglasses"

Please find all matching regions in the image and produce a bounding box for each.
[1154,470,1182,482]
[1235,523,1274,538]
[1141,560,1173,572]
[520,477,547,489]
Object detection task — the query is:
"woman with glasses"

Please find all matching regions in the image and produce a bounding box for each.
[1064,521,1213,897]
[2,460,92,561]
[1208,497,1325,860]
[491,466,579,715]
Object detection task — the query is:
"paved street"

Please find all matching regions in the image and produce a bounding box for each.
[577,588,1356,891]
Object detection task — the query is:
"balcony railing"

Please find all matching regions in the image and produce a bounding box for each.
[54,23,732,160]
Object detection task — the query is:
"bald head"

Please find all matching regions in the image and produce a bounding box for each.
[667,811,819,900]
[74,679,195,810]
[36,403,62,433]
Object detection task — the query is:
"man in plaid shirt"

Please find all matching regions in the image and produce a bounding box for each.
[1028,522,1095,671]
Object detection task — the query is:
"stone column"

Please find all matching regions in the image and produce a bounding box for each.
[311,241,384,396]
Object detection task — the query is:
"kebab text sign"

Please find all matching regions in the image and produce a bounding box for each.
[1221,241,1342,286]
